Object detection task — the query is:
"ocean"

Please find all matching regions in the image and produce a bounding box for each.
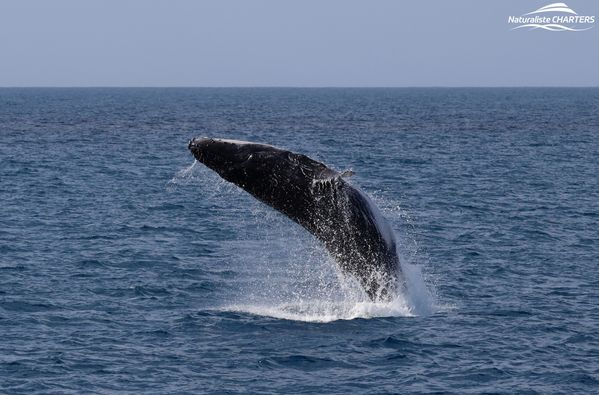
[1,88,598,393]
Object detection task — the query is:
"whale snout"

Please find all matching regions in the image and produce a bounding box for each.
[188,137,211,152]
[189,137,245,169]
[188,137,271,169]
[189,138,220,163]
[188,137,212,164]
[188,136,258,182]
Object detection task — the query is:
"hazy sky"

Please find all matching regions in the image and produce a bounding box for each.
[1,0,598,87]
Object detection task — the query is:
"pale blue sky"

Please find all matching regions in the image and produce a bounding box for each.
[1,0,598,86]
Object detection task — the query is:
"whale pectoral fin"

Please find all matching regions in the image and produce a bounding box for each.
[340,169,355,178]
[318,168,340,179]
[318,168,354,180]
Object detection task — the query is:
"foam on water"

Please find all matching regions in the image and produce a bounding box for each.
[223,249,436,323]
[226,296,414,323]
[221,239,419,323]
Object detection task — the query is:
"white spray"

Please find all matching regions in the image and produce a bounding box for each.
[171,160,438,322]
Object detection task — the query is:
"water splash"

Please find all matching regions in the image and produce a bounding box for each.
[166,160,200,191]
[226,297,414,323]
[223,244,437,322]
[227,197,437,322]
[170,162,439,322]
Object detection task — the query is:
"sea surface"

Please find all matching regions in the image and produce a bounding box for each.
[1,88,598,394]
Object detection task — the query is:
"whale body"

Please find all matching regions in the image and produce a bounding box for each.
[188,137,401,300]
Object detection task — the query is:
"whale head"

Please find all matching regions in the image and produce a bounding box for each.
[187,137,285,186]
[188,136,337,218]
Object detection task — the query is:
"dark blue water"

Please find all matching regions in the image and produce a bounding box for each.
[1,88,598,393]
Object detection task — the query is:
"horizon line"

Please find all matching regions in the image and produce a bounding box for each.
[0,85,598,89]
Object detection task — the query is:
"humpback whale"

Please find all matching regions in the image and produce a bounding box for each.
[188,137,402,300]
